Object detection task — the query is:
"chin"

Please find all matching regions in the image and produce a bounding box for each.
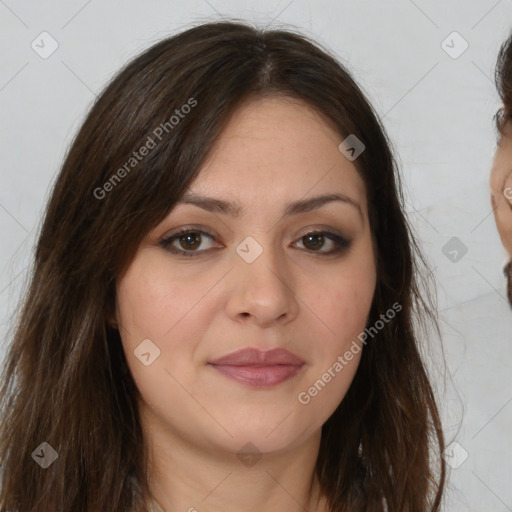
[223,432,307,459]
[218,416,320,455]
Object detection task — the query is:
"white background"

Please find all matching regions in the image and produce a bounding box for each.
[1,1,511,510]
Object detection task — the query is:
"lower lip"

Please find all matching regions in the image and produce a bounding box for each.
[209,364,303,387]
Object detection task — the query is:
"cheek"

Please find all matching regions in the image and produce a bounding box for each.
[294,269,374,415]
[115,255,223,396]
[116,257,212,341]
[297,253,375,406]
[305,259,375,345]
[115,259,210,405]
[310,284,372,370]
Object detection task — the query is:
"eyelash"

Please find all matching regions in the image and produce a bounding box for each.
[159,227,352,257]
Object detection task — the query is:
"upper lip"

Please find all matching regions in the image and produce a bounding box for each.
[209,347,304,366]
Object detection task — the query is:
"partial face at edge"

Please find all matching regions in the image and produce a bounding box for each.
[490,120,512,307]
[114,96,377,457]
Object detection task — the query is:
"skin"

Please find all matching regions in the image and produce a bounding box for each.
[114,96,377,512]
[490,120,512,307]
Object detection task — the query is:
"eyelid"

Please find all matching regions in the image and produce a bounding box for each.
[296,224,345,238]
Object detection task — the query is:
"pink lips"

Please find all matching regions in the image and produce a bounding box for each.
[208,347,305,387]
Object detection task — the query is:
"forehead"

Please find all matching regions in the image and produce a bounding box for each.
[190,96,368,207]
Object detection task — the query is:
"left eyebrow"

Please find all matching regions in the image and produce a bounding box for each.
[176,192,363,221]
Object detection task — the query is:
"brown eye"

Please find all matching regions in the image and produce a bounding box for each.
[177,232,202,250]
[160,229,217,256]
[295,231,351,255]
[302,233,326,251]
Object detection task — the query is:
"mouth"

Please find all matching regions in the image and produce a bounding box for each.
[208,347,305,387]
[208,363,304,387]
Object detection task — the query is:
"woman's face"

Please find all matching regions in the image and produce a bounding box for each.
[115,96,377,457]
[491,121,512,257]
[490,120,512,306]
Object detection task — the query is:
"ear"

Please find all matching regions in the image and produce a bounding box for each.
[504,171,512,206]
[108,317,119,329]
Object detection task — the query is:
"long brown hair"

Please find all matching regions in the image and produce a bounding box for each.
[0,19,446,511]
[495,31,512,134]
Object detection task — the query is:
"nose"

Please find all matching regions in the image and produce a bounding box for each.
[225,237,300,328]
